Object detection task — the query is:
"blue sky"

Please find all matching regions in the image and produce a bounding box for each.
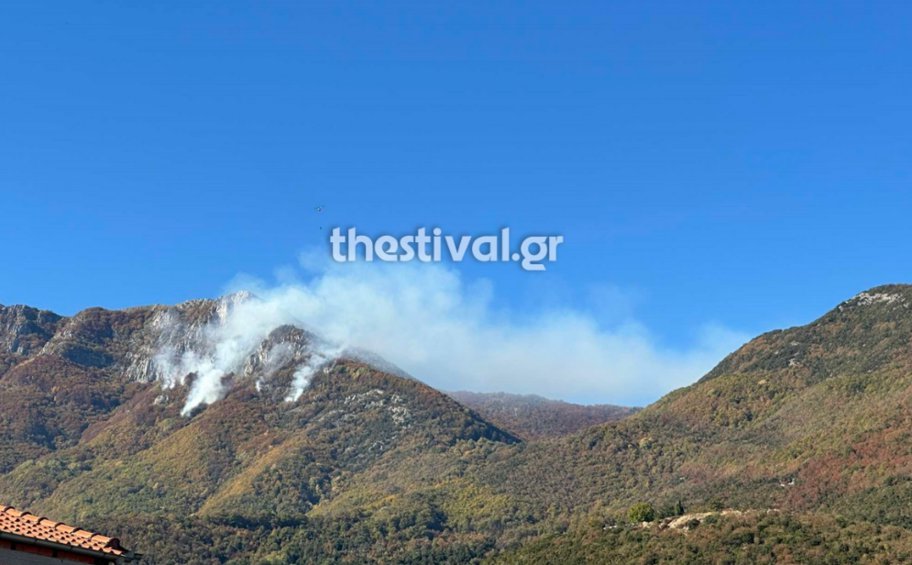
[2,2,911,403]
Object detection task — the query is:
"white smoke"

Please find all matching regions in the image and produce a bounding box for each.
[194,260,748,407]
[151,260,749,413]
[285,351,337,402]
[152,294,339,415]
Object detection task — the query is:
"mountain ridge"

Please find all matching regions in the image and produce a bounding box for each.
[3,285,912,562]
[447,391,639,440]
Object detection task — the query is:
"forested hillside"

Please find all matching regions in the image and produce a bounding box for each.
[447,391,637,440]
[3,286,912,562]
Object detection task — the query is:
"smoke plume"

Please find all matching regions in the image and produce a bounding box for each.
[151,260,748,411]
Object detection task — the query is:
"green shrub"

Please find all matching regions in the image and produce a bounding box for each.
[628,503,656,523]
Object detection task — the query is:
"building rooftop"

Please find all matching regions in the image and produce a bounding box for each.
[0,504,131,558]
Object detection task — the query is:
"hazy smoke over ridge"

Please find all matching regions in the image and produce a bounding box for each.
[152,260,748,410]
[152,293,342,415]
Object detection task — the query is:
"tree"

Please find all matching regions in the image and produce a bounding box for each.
[628,502,656,524]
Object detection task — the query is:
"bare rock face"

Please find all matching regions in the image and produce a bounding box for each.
[2,292,407,407]
[241,325,318,379]
[0,304,62,357]
[121,294,252,383]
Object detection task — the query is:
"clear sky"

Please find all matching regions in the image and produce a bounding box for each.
[2,2,911,404]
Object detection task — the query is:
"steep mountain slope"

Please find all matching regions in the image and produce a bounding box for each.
[5,285,912,562]
[471,284,912,560]
[0,297,520,563]
[448,391,638,439]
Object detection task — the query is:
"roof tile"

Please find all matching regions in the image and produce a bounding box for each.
[0,505,127,557]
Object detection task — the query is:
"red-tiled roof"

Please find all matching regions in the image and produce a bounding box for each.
[0,504,127,557]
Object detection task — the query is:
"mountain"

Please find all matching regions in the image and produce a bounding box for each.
[447,391,638,440]
[0,297,519,563]
[5,285,912,562]
[478,284,912,560]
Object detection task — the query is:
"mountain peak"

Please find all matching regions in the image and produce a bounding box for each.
[0,303,63,358]
[837,284,912,311]
[703,284,912,383]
